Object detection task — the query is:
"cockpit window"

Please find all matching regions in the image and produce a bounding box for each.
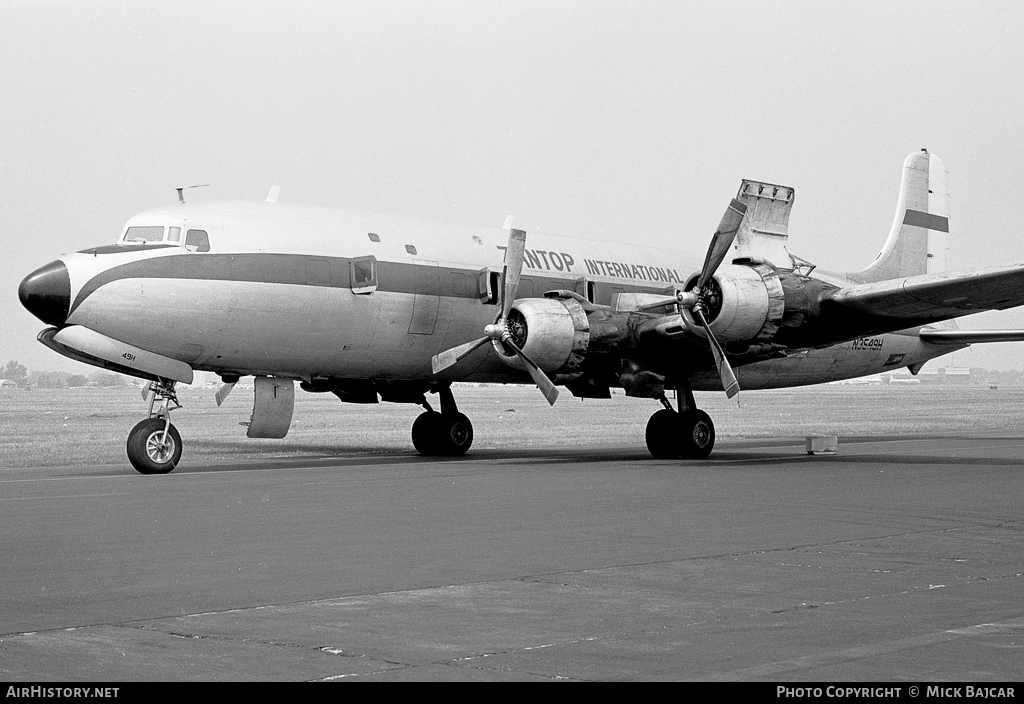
[184,229,210,252]
[124,226,166,243]
[168,227,181,243]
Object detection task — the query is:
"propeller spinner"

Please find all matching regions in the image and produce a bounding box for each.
[432,229,559,405]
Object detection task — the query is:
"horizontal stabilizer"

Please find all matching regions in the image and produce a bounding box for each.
[919,329,1024,345]
[825,261,1024,320]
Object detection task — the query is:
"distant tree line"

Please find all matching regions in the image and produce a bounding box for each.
[981,368,1024,387]
[2,360,130,389]
[6,358,1024,390]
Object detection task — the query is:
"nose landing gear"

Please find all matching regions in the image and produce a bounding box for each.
[127,380,182,474]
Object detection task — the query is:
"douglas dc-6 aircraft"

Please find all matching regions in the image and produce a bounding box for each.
[18,150,1024,473]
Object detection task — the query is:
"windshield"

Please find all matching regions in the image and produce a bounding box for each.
[123,226,166,243]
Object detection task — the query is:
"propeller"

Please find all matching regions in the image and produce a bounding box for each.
[676,198,747,399]
[432,228,559,405]
[215,381,236,407]
[213,374,242,406]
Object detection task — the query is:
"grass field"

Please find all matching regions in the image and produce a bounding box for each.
[3,383,1024,468]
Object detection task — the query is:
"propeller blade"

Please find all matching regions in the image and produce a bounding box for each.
[431,336,490,374]
[215,382,236,407]
[502,337,559,405]
[634,290,700,312]
[501,228,527,320]
[693,308,740,399]
[431,228,529,376]
[695,198,747,292]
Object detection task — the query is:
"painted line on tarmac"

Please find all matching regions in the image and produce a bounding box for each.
[0,492,131,501]
[0,462,390,484]
[714,615,1024,680]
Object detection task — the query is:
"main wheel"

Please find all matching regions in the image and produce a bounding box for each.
[434,412,474,456]
[412,411,441,455]
[679,409,715,459]
[126,418,182,474]
[645,408,681,459]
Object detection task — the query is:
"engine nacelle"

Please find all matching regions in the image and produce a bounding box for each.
[496,296,590,373]
[681,263,785,342]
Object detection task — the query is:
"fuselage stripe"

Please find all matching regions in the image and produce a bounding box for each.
[68,252,677,318]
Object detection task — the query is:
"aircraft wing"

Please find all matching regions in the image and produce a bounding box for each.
[824,261,1024,320]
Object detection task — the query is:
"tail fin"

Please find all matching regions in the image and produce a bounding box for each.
[851,149,950,282]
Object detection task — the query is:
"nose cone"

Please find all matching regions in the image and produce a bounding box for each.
[19,260,71,326]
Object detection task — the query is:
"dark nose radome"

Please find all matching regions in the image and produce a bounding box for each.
[19,260,71,326]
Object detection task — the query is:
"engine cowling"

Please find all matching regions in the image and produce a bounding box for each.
[681,263,785,342]
[494,296,590,373]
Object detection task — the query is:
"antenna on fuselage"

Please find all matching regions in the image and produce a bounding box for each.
[176,184,210,204]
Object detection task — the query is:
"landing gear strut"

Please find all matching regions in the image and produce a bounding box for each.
[127,380,183,474]
[412,386,473,456]
[645,384,715,460]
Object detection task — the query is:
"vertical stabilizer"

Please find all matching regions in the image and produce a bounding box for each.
[851,150,949,282]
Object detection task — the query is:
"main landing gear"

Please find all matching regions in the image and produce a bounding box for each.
[127,380,182,474]
[645,384,715,460]
[411,386,473,456]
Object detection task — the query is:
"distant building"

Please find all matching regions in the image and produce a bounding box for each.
[916,367,972,386]
[829,374,882,385]
[882,367,973,386]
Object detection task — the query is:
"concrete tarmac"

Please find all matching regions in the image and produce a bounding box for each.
[1,434,1023,681]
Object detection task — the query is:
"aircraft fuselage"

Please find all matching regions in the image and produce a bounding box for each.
[22,200,955,390]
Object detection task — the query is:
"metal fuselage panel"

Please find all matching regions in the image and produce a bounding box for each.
[55,201,959,389]
[61,202,700,383]
[690,333,957,391]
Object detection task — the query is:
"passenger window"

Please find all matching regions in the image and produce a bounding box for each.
[516,278,535,298]
[124,226,165,243]
[185,229,210,252]
[308,258,331,287]
[575,277,596,303]
[351,256,377,294]
[478,269,499,304]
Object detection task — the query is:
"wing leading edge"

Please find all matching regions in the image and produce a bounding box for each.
[824,261,1024,320]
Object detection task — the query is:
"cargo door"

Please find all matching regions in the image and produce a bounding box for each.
[408,260,440,335]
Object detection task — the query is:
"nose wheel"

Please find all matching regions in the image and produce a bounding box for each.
[127,380,183,474]
[127,417,182,474]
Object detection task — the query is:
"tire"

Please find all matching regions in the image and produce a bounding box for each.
[680,409,715,459]
[126,418,182,474]
[645,408,680,459]
[435,412,474,456]
[412,412,441,455]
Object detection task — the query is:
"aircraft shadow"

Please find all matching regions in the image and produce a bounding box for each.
[168,433,1024,474]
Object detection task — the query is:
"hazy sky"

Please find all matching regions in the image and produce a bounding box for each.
[4,0,1024,372]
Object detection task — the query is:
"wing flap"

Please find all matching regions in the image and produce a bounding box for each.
[826,262,1024,319]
